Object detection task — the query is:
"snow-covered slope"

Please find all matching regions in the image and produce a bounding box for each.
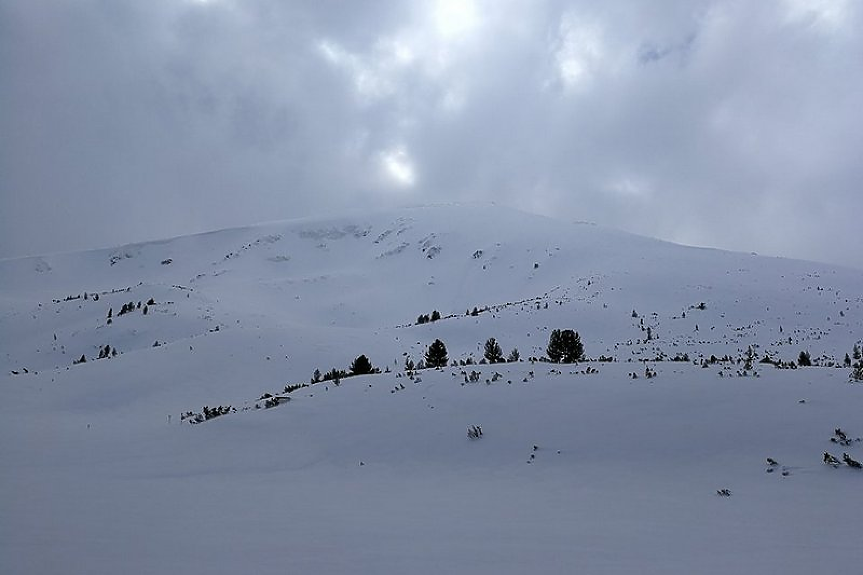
[1,204,861,574]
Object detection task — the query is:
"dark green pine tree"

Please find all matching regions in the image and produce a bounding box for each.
[560,330,585,363]
[425,339,449,368]
[350,354,374,375]
[547,329,564,362]
[484,337,504,363]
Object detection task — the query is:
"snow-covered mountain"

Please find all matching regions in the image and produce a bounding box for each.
[2,204,861,574]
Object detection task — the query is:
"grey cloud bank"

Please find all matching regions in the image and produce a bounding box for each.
[1,0,861,268]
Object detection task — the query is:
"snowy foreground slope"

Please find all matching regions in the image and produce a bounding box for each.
[1,204,862,574]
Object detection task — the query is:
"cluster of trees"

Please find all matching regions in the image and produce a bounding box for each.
[199,405,233,422]
[311,368,345,384]
[310,354,380,385]
[403,340,449,371]
[117,301,139,316]
[744,345,863,372]
[109,298,155,321]
[409,331,583,372]
[416,310,442,324]
[306,330,587,383]
[97,344,117,359]
[482,337,519,363]
[546,329,584,363]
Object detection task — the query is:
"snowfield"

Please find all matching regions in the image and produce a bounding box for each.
[1,204,861,574]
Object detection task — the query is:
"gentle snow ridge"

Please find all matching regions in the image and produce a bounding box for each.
[1,204,861,574]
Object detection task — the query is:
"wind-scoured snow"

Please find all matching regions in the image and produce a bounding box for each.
[1,204,861,574]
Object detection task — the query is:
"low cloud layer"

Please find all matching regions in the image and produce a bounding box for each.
[2,0,861,268]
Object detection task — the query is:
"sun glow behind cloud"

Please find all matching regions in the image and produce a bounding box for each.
[432,0,481,39]
[380,147,416,188]
[2,0,862,268]
[552,12,605,92]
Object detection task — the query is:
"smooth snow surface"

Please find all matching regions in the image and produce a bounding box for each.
[2,204,861,574]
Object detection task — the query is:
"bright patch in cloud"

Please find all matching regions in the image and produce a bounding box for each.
[433,0,480,39]
[606,176,652,198]
[782,0,851,30]
[380,148,416,187]
[553,13,604,91]
[318,37,421,102]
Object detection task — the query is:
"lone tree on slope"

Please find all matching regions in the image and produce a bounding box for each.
[547,329,565,362]
[350,354,374,375]
[425,339,449,368]
[547,329,584,363]
[484,337,504,363]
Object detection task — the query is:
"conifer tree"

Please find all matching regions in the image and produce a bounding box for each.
[548,329,584,363]
[425,339,448,368]
[560,329,584,363]
[547,329,564,362]
[350,354,374,375]
[484,337,504,363]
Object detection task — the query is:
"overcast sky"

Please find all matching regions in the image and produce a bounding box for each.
[1,0,861,268]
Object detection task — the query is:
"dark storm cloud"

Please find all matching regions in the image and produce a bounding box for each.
[1,0,861,268]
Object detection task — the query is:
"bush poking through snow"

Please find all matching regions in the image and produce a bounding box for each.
[829,427,860,446]
[182,405,235,424]
[467,425,483,440]
[842,453,862,468]
[823,452,841,467]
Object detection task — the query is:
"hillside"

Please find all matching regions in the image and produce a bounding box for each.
[1,204,862,574]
